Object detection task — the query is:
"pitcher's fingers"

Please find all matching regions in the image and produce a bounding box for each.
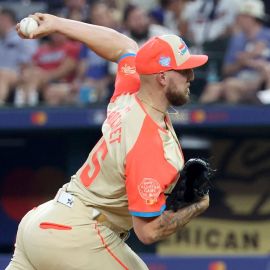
[16,23,29,39]
[29,28,41,39]
[34,12,45,18]
[29,13,43,24]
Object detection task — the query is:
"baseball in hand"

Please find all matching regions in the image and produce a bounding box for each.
[19,17,38,37]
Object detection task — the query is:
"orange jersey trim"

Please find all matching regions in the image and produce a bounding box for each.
[39,222,72,230]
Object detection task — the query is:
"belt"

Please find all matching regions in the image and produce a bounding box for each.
[55,189,130,241]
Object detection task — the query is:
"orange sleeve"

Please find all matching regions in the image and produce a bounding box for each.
[125,116,178,217]
[110,53,140,102]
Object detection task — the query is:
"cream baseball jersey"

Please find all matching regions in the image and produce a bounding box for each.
[66,54,185,231]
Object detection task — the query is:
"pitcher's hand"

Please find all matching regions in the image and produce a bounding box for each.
[16,13,59,39]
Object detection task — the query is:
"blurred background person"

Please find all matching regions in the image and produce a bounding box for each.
[57,0,89,22]
[260,62,270,90]
[173,0,240,101]
[0,8,37,106]
[73,1,119,105]
[149,0,191,35]
[106,3,174,88]
[14,32,80,106]
[200,0,270,104]
[181,0,238,50]
[265,0,270,27]
[122,3,173,47]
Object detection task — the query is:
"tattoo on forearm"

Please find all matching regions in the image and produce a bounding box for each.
[153,201,206,242]
[159,203,198,230]
[159,211,174,228]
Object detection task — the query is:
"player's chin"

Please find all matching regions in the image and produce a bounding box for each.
[181,92,190,105]
[166,89,189,106]
[181,88,190,102]
[170,95,189,106]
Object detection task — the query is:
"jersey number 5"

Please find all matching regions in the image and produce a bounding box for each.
[80,138,108,187]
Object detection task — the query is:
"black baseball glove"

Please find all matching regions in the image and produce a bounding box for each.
[166,158,214,212]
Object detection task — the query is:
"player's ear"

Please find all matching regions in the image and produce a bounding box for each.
[156,71,167,87]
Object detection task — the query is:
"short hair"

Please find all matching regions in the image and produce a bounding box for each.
[160,0,172,9]
[123,4,138,23]
[160,0,195,9]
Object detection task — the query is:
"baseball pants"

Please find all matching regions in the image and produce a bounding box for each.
[5,191,149,270]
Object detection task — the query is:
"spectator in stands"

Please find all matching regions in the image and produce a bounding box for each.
[123,4,174,47]
[73,1,119,105]
[263,0,270,27]
[15,32,80,106]
[58,0,89,22]
[181,0,238,50]
[262,64,270,89]
[106,4,174,93]
[200,0,270,104]
[150,0,191,36]
[0,8,37,106]
[46,0,65,14]
[89,0,120,30]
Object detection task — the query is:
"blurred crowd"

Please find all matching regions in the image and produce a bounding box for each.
[0,0,270,107]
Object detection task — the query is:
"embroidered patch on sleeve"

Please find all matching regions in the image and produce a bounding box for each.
[138,178,161,205]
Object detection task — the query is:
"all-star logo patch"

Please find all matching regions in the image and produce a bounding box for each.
[121,64,136,74]
[159,56,171,67]
[138,178,161,205]
[178,38,188,56]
